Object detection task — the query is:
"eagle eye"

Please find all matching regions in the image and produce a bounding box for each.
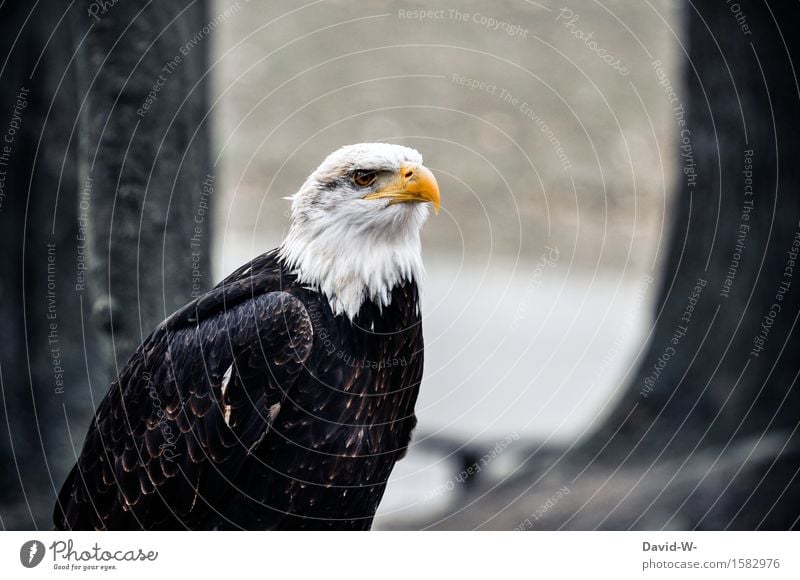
[352,170,378,188]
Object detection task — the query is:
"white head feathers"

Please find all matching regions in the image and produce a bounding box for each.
[278,143,436,320]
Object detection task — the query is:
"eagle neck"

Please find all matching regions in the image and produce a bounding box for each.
[278,221,424,321]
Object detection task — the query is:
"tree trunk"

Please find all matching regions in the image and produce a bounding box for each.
[0,0,211,530]
[426,0,800,530]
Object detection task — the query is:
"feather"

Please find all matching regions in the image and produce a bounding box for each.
[55,141,432,530]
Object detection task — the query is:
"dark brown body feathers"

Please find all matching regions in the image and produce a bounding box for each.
[54,250,423,530]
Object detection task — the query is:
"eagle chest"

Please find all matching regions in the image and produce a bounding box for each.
[282,290,422,460]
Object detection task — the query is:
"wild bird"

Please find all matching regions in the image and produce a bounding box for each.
[54,143,440,530]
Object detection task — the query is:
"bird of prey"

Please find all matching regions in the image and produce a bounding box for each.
[54,143,440,530]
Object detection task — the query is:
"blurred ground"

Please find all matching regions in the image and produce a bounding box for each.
[210,0,679,528]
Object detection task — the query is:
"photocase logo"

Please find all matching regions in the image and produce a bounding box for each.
[19,540,46,568]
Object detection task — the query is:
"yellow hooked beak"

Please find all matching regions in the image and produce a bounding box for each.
[363,163,441,215]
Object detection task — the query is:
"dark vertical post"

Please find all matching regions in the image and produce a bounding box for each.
[592,0,800,462]
[0,0,212,529]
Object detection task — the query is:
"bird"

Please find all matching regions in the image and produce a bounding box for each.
[54,143,440,530]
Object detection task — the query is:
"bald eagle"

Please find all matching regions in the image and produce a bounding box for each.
[54,143,440,530]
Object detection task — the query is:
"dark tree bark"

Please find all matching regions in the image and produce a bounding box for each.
[0,0,211,530]
[426,0,800,530]
[77,0,213,372]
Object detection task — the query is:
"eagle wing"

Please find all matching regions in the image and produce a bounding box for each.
[55,269,313,530]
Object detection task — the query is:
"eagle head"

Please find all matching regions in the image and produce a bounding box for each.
[278,143,441,320]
